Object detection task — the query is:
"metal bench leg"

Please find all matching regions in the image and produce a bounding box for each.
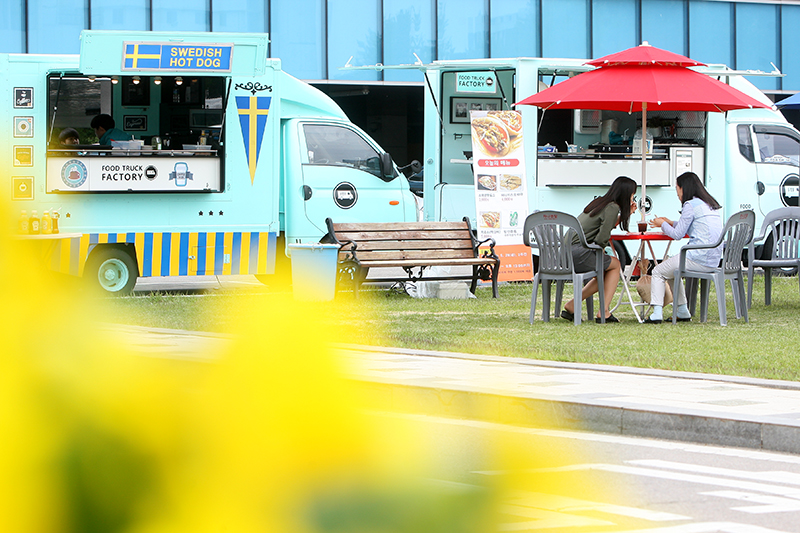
[491,263,499,298]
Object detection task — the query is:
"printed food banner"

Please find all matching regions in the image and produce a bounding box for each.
[470,110,533,282]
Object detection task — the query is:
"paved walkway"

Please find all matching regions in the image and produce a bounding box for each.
[106,324,800,455]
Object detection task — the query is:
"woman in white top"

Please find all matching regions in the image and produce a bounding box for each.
[645,172,723,323]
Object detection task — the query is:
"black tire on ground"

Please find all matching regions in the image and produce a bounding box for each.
[84,245,138,295]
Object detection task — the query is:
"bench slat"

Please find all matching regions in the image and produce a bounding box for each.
[354,249,477,261]
[359,258,495,267]
[334,230,471,242]
[332,221,467,231]
[342,239,474,252]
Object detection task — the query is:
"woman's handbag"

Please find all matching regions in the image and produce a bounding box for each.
[635,259,673,305]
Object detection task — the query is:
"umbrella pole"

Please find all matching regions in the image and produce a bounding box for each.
[641,102,647,222]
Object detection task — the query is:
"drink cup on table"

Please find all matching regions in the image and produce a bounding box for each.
[637,221,648,233]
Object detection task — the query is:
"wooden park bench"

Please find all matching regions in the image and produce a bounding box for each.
[322,217,500,298]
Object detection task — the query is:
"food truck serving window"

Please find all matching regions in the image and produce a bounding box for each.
[45,74,225,193]
[303,124,383,179]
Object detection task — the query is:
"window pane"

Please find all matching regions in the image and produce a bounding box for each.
[28,0,86,54]
[0,0,25,53]
[304,124,382,177]
[92,0,149,31]
[641,0,687,56]
[152,0,209,32]
[756,130,800,166]
[782,6,800,92]
[271,0,325,79]
[212,0,266,33]
[328,0,380,81]
[736,3,778,92]
[592,0,636,59]
[491,0,538,58]
[438,0,488,60]
[542,0,588,59]
[688,1,733,67]
[384,0,435,82]
[49,76,109,142]
[737,125,754,162]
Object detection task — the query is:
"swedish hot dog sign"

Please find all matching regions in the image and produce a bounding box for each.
[122,42,233,72]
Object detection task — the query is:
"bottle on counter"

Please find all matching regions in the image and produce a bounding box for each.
[151,135,162,150]
[29,210,40,235]
[19,210,28,234]
[51,209,60,234]
[41,209,52,234]
[199,130,207,146]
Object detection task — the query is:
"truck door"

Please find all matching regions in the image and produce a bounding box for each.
[294,122,409,240]
[752,125,800,215]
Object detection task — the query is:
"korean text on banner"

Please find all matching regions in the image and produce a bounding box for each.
[469,110,532,282]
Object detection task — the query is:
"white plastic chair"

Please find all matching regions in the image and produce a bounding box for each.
[672,210,755,326]
[523,211,605,325]
[747,207,800,308]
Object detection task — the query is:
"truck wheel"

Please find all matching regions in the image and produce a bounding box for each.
[85,247,138,295]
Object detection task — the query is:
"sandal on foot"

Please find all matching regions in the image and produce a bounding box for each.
[560,309,575,321]
[643,317,663,324]
[596,314,620,323]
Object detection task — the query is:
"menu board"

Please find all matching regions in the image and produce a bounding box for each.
[470,110,533,282]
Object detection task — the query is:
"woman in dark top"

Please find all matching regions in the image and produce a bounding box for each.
[562,176,637,323]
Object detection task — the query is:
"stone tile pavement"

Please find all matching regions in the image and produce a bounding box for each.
[103,324,800,455]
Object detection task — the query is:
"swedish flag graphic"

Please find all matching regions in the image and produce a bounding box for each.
[124,43,162,69]
[236,96,271,184]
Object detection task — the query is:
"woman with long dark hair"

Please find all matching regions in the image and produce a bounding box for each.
[562,176,638,323]
[645,171,723,323]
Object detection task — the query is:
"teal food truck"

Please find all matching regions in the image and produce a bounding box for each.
[352,58,800,246]
[3,31,418,293]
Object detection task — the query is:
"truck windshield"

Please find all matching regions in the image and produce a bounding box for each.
[303,124,382,178]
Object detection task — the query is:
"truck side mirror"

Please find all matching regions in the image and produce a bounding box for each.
[380,152,396,181]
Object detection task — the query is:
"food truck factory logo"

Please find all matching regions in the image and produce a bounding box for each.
[780,174,800,207]
[169,162,193,187]
[61,160,87,188]
[236,95,272,185]
[333,182,358,209]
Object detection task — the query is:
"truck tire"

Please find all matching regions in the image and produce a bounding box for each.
[85,246,138,295]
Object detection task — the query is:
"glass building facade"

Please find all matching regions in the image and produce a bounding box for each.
[3,0,800,92]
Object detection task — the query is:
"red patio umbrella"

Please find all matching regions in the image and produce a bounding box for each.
[515,42,771,220]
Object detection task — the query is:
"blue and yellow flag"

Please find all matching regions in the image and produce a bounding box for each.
[236,96,272,185]
[123,43,161,69]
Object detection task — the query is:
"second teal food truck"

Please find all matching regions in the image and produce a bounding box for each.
[350,58,800,249]
[3,31,418,293]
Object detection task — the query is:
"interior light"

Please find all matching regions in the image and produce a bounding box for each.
[175,76,183,86]
[132,76,141,85]
[154,76,162,85]
[111,76,119,85]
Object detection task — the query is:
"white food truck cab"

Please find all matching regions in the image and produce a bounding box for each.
[3,31,418,293]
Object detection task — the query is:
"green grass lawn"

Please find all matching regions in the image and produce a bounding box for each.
[95,275,800,381]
